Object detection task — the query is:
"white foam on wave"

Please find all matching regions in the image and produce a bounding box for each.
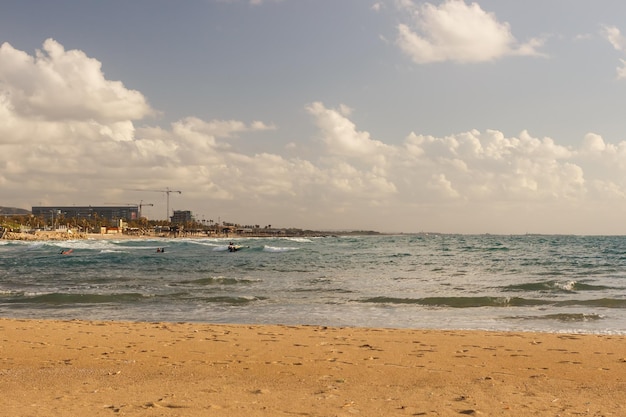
[26,242,45,249]
[56,240,114,250]
[282,237,312,243]
[63,240,162,252]
[555,280,577,291]
[264,245,299,253]
[181,238,227,246]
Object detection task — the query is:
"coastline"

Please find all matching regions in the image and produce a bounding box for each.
[0,223,381,241]
[0,318,623,416]
[0,230,336,241]
[1,231,130,241]
[1,231,214,241]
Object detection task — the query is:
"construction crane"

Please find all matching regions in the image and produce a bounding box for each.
[128,188,182,220]
[137,200,154,218]
[103,201,154,219]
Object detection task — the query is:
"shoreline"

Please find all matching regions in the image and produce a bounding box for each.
[1,231,238,241]
[1,230,340,241]
[0,318,624,416]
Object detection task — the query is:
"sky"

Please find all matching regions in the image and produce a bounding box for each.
[2,0,626,234]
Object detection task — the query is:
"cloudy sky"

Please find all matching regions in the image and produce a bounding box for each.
[2,0,626,234]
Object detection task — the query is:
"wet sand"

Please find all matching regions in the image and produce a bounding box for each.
[0,318,624,416]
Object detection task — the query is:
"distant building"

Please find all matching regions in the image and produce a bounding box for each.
[170,210,192,224]
[31,206,139,223]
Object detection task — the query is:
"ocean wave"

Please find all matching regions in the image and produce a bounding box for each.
[182,239,228,247]
[2,233,626,333]
[177,277,259,286]
[508,313,605,323]
[502,280,613,293]
[167,295,265,305]
[211,245,253,252]
[264,245,299,253]
[559,298,626,308]
[282,237,313,243]
[2,292,148,304]
[358,296,626,309]
[201,295,264,305]
[358,296,549,308]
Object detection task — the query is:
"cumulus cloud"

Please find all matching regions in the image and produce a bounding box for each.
[399,128,582,202]
[306,102,391,163]
[371,2,384,12]
[603,25,626,51]
[3,40,626,233]
[395,0,544,64]
[0,39,153,122]
[602,25,626,79]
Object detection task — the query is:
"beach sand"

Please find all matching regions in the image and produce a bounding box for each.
[0,319,623,416]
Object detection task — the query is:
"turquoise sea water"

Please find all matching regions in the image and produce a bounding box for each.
[1,234,625,334]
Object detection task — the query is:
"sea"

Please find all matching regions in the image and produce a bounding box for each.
[1,234,625,334]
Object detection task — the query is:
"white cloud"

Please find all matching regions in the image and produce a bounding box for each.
[428,173,460,199]
[617,59,626,79]
[0,39,153,122]
[306,102,391,164]
[603,25,626,52]
[399,128,581,203]
[602,25,626,79]
[4,40,626,233]
[582,133,607,153]
[395,0,543,64]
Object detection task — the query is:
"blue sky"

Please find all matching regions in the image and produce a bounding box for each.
[2,0,626,234]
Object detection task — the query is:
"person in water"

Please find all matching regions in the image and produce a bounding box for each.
[60,249,73,255]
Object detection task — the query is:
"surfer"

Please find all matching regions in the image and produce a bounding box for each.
[228,242,236,252]
[60,249,73,255]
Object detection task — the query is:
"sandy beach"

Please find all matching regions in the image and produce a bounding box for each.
[0,319,623,416]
